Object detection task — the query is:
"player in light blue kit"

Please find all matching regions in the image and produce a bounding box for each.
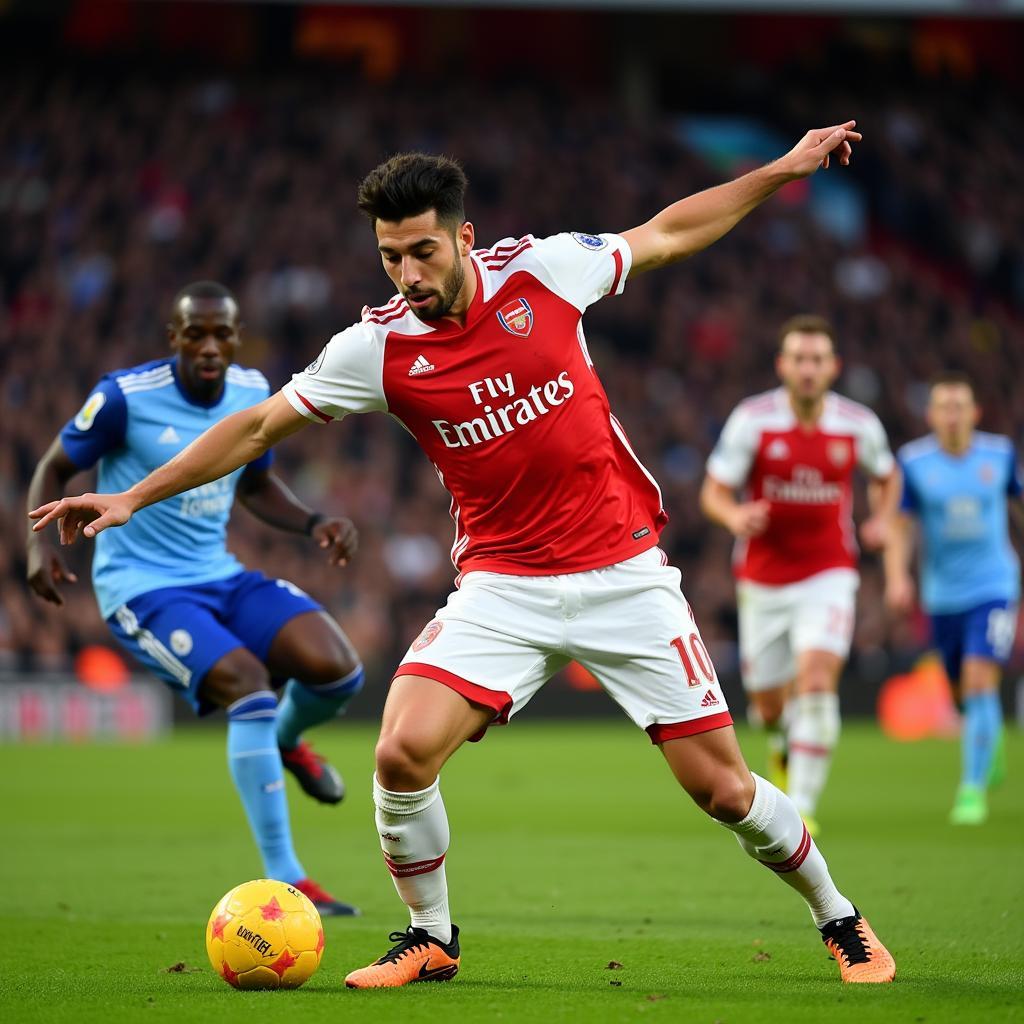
[886,373,1022,825]
[26,282,365,912]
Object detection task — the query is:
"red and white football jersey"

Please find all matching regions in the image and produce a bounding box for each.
[282,232,667,578]
[706,388,894,585]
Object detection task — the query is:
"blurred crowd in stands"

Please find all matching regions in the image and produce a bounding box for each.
[1,52,1021,694]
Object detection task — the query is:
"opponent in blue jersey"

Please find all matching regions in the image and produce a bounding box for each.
[26,281,365,912]
[886,372,1022,825]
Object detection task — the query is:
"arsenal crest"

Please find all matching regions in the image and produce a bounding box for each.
[412,620,444,652]
[497,297,534,338]
[827,440,850,467]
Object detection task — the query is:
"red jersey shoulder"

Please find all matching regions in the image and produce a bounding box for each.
[473,235,535,272]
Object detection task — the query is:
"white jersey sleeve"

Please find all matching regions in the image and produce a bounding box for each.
[282,323,387,423]
[529,232,632,311]
[854,409,896,479]
[706,404,757,488]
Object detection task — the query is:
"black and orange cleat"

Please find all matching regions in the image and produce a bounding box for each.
[293,877,360,917]
[345,925,461,988]
[820,908,896,983]
[280,740,345,804]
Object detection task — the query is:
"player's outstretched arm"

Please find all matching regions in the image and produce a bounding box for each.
[29,392,309,544]
[622,121,861,276]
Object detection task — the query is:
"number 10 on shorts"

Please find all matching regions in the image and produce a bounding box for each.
[670,634,716,687]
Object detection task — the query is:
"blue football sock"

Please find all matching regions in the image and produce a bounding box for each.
[962,691,1002,788]
[227,693,305,884]
[276,664,365,751]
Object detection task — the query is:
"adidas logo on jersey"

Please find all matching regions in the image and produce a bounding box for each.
[157,425,181,444]
[700,689,720,708]
[409,355,436,376]
[766,438,790,460]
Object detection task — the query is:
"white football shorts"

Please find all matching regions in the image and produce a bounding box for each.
[737,568,859,691]
[396,548,732,743]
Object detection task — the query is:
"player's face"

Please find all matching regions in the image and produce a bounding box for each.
[927,383,978,447]
[169,296,241,398]
[776,332,839,403]
[376,211,474,321]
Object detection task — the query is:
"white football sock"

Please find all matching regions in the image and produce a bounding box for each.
[373,774,452,943]
[719,772,855,927]
[787,691,840,817]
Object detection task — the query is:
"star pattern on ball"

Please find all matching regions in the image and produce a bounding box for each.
[258,896,285,921]
[210,913,230,941]
[270,948,298,977]
[315,926,325,957]
[221,962,239,987]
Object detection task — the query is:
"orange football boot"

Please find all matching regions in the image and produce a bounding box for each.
[820,908,896,983]
[345,925,460,988]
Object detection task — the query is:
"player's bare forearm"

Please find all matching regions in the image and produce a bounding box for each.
[868,469,901,520]
[623,121,861,276]
[25,438,83,603]
[26,438,79,548]
[624,164,793,274]
[700,475,740,531]
[882,513,916,612]
[884,514,914,579]
[237,469,316,535]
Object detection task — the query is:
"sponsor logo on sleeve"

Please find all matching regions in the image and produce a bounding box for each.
[497,298,534,338]
[74,392,107,431]
[305,348,326,375]
[571,232,607,251]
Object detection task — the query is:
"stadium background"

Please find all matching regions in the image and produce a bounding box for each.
[2,0,1023,734]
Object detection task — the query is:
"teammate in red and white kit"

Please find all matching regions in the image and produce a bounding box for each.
[31,126,897,986]
[701,316,900,834]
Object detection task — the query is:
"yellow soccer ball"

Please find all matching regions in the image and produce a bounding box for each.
[206,879,324,990]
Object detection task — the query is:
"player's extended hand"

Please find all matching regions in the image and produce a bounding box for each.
[311,516,358,568]
[858,513,889,552]
[29,492,135,544]
[729,500,771,538]
[885,572,916,616]
[782,121,862,177]
[26,541,79,606]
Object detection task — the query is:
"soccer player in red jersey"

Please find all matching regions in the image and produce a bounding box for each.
[701,317,900,834]
[32,122,896,985]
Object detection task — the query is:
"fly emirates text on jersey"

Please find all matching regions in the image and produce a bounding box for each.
[431,371,575,449]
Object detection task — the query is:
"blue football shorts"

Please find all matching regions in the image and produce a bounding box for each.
[107,570,321,715]
[929,597,1018,683]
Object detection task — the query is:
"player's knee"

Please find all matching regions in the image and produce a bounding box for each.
[298,650,361,688]
[796,667,836,694]
[203,663,273,710]
[374,732,441,791]
[699,771,755,824]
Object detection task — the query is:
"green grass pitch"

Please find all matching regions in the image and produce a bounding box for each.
[1,719,1021,1023]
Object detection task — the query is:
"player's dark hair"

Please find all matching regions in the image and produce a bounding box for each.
[171,280,236,316]
[357,153,468,230]
[930,370,975,395]
[778,314,836,351]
